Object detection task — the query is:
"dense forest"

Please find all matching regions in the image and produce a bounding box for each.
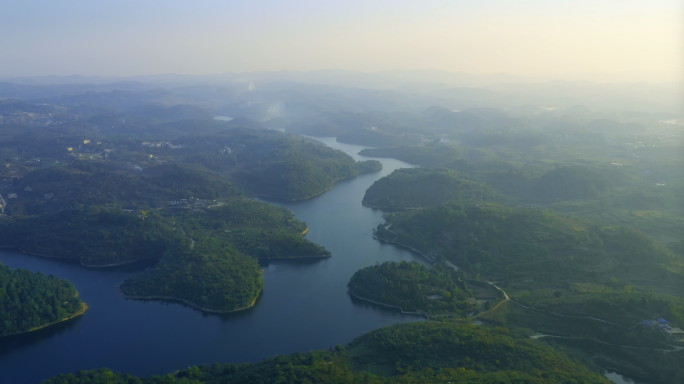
[359,145,462,167]
[0,120,355,312]
[41,322,611,384]
[369,200,683,382]
[536,165,614,199]
[0,207,181,266]
[1,77,682,384]
[120,239,263,312]
[0,121,381,203]
[4,162,242,215]
[0,197,329,311]
[363,167,496,208]
[348,261,471,313]
[375,202,684,292]
[0,263,84,337]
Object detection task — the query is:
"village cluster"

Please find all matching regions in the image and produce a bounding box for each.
[640,318,684,341]
[141,141,182,149]
[167,198,223,208]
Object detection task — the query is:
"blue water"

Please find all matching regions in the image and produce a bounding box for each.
[0,137,426,384]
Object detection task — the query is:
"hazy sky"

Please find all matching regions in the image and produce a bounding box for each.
[2,0,682,82]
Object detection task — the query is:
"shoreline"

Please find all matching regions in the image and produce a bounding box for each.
[361,201,423,210]
[253,166,382,202]
[0,245,159,268]
[348,291,424,316]
[81,258,158,268]
[253,182,336,202]
[259,254,331,260]
[372,230,436,263]
[2,301,88,338]
[120,287,261,314]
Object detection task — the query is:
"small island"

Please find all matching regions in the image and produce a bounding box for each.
[0,263,86,337]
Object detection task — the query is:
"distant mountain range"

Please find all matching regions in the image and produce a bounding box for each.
[0,69,540,88]
[0,69,682,115]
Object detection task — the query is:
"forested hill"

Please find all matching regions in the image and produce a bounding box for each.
[376,202,684,294]
[0,120,381,202]
[172,128,382,200]
[0,119,371,312]
[0,198,329,312]
[0,263,85,337]
[358,145,462,167]
[536,165,614,199]
[41,322,611,384]
[348,261,472,314]
[363,167,496,208]
[0,207,182,266]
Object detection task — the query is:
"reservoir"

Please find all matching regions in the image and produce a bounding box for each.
[0,137,427,384]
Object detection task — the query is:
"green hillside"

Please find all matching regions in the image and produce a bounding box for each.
[363,167,496,208]
[348,261,471,313]
[376,202,684,294]
[0,198,329,312]
[536,166,613,200]
[41,322,611,384]
[0,263,85,337]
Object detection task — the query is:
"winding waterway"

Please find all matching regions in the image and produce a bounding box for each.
[0,137,428,384]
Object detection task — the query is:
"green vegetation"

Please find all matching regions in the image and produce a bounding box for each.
[0,197,328,312]
[363,167,495,208]
[42,322,611,384]
[536,165,614,199]
[376,202,683,293]
[175,199,330,259]
[4,78,683,383]
[359,145,462,166]
[120,239,263,312]
[0,121,381,202]
[174,128,382,200]
[6,163,241,216]
[0,121,355,312]
[0,262,84,337]
[0,207,180,266]
[371,201,684,382]
[348,261,471,313]
[478,290,684,383]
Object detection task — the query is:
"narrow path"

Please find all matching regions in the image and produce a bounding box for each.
[479,283,683,351]
[371,202,683,352]
[178,226,195,249]
[531,334,683,353]
[469,282,509,319]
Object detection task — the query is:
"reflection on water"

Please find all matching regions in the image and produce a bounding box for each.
[0,135,426,384]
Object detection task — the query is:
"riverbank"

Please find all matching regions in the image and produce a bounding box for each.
[2,301,88,338]
[8,245,159,268]
[121,287,261,314]
[348,291,425,317]
[372,230,436,263]
[259,254,331,260]
[361,201,422,210]
[254,166,382,202]
[81,258,159,268]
